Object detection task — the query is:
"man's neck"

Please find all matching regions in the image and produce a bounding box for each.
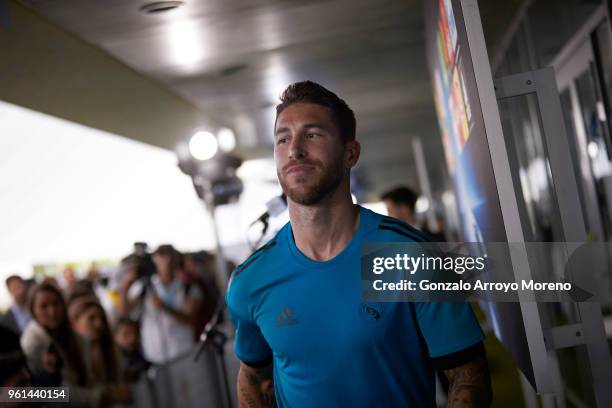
[288,193,360,262]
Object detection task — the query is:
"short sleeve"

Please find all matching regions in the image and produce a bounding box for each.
[413,301,484,358]
[228,306,272,364]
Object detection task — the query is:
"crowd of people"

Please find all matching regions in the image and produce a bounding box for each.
[0,244,223,407]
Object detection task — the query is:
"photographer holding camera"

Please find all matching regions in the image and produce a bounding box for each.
[119,245,202,364]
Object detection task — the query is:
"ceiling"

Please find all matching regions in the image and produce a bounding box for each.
[14,0,521,198]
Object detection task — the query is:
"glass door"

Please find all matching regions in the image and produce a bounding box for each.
[556,20,612,242]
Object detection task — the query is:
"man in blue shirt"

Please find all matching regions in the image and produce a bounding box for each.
[226,81,491,407]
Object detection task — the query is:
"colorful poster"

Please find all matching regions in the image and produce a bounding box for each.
[425,0,535,388]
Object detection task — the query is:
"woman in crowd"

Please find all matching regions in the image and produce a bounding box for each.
[21,283,130,407]
[68,295,122,385]
[21,283,87,386]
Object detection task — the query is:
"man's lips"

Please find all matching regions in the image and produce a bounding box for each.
[285,163,315,175]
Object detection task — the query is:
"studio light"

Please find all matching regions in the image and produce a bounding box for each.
[415,196,430,213]
[217,128,236,152]
[189,131,218,161]
[588,141,599,159]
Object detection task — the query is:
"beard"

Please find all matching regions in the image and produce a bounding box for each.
[278,159,345,206]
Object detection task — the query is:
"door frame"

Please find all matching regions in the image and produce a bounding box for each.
[553,5,608,242]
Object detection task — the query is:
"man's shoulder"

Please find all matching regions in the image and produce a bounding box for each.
[229,225,288,285]
[226,228,287,316]
[361,209,433,243]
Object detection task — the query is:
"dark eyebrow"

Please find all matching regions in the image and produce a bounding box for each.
[275,127,290,136]
[302,123,328,131]
[274,123,327,135]
[275,123,328,137]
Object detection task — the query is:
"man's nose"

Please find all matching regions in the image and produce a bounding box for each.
[288,136,306,160]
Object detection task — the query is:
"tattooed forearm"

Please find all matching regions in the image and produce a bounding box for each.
[443,357,492,408]
[237,362,276,408]
[239,386,259,408]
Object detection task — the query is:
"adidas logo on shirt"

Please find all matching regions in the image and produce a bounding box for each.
[275,306,299,327]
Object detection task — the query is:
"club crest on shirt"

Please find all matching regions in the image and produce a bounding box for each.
[359,302,383,322]
[275,306,299,327]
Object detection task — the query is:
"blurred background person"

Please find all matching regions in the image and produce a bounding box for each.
[0,325,31,408]
[0,325,31,387]
[61,266,78,296]
[21,283,88,393]
[114,317,149,383]
[68,295,132,405]
[381,186,419,226]
[85,263,100,283]
[21,283,129,406]
[1,275,32,335]
[132,242,156,280]
[120,244,202,364]
[182,250,221,341]
[115,254,141,318]
[68,295,123,386]
[40,276,62,291]
[381,185,446,242]
[67,279,97,302]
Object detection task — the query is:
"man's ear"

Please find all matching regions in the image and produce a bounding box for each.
[345,140,361,168]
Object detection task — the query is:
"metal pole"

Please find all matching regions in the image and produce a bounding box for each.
[203,191,229,293]
[202,193,233,408]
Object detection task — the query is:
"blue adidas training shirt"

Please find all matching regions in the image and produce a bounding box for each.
[227,206,484,407]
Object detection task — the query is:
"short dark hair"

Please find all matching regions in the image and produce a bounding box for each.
[5,275,23,288]
[381,186,419,212]
[276,81,356,143]
[115,317,139,332]
[154,244,176,258]
[154,244,183,271]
